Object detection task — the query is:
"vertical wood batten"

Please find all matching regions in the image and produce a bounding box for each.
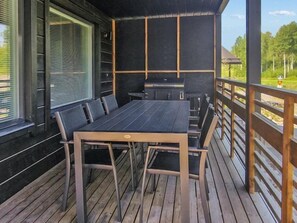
[112,19,116,94]
[230,84,235,158]
[220,82,225,140]
[281,96,294,223]
[248,86,255,193]
[145,17,148,80]
[177,15,180,78]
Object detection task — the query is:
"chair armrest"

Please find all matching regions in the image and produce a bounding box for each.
[147,145,179,152]
[189,147,208,153]
[60,140,74,145]
[84,141,111,147]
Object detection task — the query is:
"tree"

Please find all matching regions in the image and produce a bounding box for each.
[274,22,297,77]
[230,35,246,78]
[261,32,273,72]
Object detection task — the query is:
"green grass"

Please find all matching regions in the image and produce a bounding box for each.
[261,78,297,90]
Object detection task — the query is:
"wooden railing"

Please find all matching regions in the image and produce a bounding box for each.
[216,78,297,223]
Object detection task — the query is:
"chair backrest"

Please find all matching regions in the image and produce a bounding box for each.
[197,94,210,129]
[102,94,118,114]
[55,105,88,141]
[199,105,218,149]
[85,99,105,122]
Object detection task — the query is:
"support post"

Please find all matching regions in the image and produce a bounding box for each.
[281,96,294,223]
[246,0,261,190]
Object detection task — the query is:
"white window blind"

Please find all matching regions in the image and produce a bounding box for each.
[0,0,18,124]
[50,7,93,109]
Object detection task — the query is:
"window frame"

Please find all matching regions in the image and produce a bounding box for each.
[49,5,95,110]
[0,0,25,129]
[0,0,36,141]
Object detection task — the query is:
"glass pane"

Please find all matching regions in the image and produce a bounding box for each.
[0,0,18,124]
[50,8,92,108]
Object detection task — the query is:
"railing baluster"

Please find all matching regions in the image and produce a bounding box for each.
[221,82,225,140]
[248,85,255,193]
[281,96,294,223]
[230,84,235,158]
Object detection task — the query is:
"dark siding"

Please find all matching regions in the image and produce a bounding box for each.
[116,74,145,106]
[0,0,111,203]
[148,18,177,70]
[116,20,145,71]
[180,16,214,70]
[100,30,113,97]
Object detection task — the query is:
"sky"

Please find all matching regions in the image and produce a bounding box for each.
[222,0,297,50]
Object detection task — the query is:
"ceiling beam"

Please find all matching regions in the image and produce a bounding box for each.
[217,0,229,14]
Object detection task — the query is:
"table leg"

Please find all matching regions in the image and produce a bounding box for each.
[74,134,87,223]
[180,135,190,223]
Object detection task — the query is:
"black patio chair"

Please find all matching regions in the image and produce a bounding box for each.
[139,106,218,223]
[101,94,118,114]
[55,105,123,221]
[85,99,137,189]
[188,94,210,135]
[85,98,105,122]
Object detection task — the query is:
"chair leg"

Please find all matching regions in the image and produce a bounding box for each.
[108,144,122,222]
[62,165,70,211]
[112,166,122,222]
[132,142,138,184]
[88,169,94,183]
[150,174,156,192]
[62,146,71,211]
[199,175,211,223]
[140,143,145,166]
[205,173,210,201]
[140,146,153,223]
[139,162,149,223]
[129,142,135,190]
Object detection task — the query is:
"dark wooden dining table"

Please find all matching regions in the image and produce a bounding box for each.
[74,100,190,223]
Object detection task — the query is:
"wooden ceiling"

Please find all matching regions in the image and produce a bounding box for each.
[87,0,227,19]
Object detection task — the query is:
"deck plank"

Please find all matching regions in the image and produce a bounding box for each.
[0,132,275,223]
[207,140,237,223]
[211,133,250,223]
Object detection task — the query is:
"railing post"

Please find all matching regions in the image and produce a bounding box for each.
[248,85,255,193]
[221,82,225,140]
[281,96,294,223]
[230,84,235,158]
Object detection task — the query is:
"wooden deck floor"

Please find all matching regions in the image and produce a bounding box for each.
[0,130,276,223]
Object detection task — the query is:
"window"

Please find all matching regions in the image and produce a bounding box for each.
[0,0,19,124]
[49,7,93,109]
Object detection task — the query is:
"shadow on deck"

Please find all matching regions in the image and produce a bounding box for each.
[0,130,275,222]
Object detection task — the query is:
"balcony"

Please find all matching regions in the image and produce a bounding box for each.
[0,129,276,222]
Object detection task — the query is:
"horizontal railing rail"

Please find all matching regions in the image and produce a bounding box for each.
[215,77,297,223]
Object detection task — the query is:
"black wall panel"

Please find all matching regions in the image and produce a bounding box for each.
[116,74,145,106]
[116,20,145,70]
[182,73,214,102]
[180,16,214,70]
[148,18,176,70]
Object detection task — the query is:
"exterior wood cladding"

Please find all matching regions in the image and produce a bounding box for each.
[0,0,111,203]
[115,15,217,105]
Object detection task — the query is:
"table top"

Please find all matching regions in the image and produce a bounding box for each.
[78,100,190,133]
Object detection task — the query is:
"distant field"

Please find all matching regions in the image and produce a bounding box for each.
[261,78,297,91]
